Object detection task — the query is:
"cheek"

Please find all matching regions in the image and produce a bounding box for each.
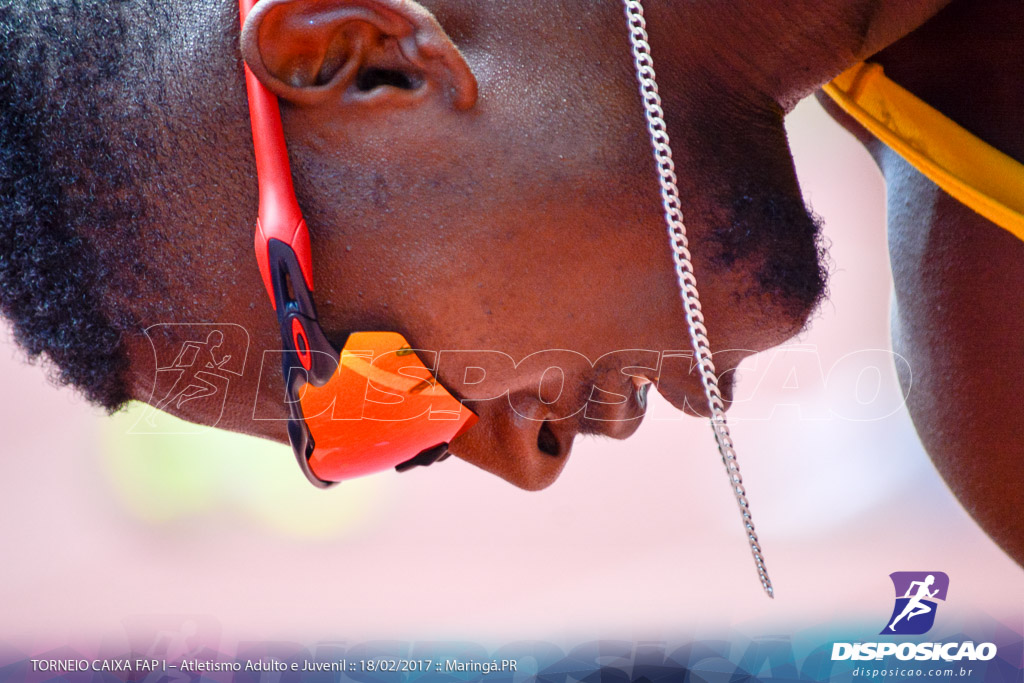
[396,208,680,353]
[310,103,807,365]
[316,178,789,369]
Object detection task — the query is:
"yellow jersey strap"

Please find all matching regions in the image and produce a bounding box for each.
[823,62,1024,241]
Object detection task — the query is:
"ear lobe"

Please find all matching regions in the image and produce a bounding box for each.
[240,0,477,109]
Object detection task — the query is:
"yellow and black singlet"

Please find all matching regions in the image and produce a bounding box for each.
[823,62,1024,241]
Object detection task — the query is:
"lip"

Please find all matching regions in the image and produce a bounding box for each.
[444,347,749,490]
[646,350,745,418]
[576,380,649,440]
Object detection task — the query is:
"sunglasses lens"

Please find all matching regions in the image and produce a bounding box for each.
[298,331,477,481]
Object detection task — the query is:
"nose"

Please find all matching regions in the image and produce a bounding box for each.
[449,397,576,490]
[449,381,649,491]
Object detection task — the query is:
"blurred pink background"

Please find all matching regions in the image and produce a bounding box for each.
[0,99,1021,652]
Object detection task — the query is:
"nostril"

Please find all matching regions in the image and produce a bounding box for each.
[537,420,561,457]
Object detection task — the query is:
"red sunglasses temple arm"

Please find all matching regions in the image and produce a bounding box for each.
[239,0,315,304]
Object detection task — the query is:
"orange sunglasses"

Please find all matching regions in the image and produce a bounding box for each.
[238,0,477,487]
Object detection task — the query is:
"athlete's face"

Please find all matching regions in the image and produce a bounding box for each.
[144,0,827,490]
[229,1,825,489]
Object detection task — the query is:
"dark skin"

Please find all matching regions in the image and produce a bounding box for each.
[818,0,1024,564]
[119,0,953,494]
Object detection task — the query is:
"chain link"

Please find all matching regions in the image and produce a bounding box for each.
[622,0,774,598]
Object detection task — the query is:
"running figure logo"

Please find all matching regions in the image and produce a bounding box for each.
[132,323,249,434]
[881,571,950,635]
[149,331,232,418]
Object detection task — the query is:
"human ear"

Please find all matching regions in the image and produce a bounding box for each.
[240,0,477,109]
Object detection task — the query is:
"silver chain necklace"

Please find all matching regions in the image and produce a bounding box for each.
[622,0,774,598]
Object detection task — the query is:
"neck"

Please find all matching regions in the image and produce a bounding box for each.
[666,0,952,111]
[869,0,1024,163]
